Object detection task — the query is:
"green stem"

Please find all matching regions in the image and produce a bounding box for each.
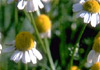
[70,24,87,70]
[44,38,55,70]
[30,13,46,53]
[24,11,46,53]
[15,7,18,35]
[17,62,21,70]
[25,64,28,70]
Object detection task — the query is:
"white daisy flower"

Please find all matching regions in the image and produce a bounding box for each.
[2,32,43,64]
[17,0,44,12]
[35,14,51,38]
[87,32,100,64]
[73,0,100,27]
[0,44,2,54]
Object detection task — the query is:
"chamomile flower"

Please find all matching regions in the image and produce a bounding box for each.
[71,66,80,70]
[73,0,100,27]
[17,0,44,12]
[3,32,43,64]
[87,32,100,64]
[91,62,100,70]
[35,14,51,38]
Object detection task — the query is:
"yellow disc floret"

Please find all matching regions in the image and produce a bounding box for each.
[35,14,51,33]
[71,66,80,70]
[92,32,100,53]
[83,0,100,13]
[91,62,100,70]
[15,32,35,51]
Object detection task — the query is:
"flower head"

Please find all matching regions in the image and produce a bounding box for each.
[71,66,80,70]
[91,62,100,70]
[3,32,43,64]
[35,14,51,38]
[17,0,44,12]
[87,32,100,64]
[73,0,100,27]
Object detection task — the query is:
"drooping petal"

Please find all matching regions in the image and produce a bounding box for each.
[2,46,15,53]
[37,0,44,8]
[28,50,37,64]
[22,51,30,64]
[14,51,23,63]
[91,14,97,27]
[0,44,2,50]
[76,10,86,18]
[10,50,20,61]
[84,12,91,23]
[32,48,43,60]
[92,52,100,64]
[87,50,95,63]
[73,3,83,12]
[17,0,27,10]
[25,0,35,12]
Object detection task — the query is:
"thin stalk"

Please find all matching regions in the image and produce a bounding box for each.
[15,7,18,35]
[44,38,55,70]
[70,24,87,70]
[30,13,46,53]
[25,64,28,70]
[17,62,21,70]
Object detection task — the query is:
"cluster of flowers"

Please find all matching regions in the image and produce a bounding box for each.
[73,0,100,27]
[7,0,50,12]
[0,0,51,65]
[73,0,100,69]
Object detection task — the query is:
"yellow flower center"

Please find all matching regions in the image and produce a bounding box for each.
[35,14,51,33]
[92,37,100,53]
[91,62,100,70]
[15,32,35,51]
[83,0,100,13]
[71,66,80,70]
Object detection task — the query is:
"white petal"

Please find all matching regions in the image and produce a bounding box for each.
[40,30,51,38]
[0,44,2,49]
[17,0,27,10]
[87,50,95,63]
[47,30,51,38]
[84,12,91,23]
[37,0,44,8]
[32,48,43,60]
[76,10,86,18]
[12,51,23,63]
[10,50,19,60]
[91,14,97,27]
[25,0,37,12]
[73,3,83,12]
[28,50,37,64]
[22,51,31,64]
[2,46,15,53]
[92,52,100,64]
[96,14,100,24]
